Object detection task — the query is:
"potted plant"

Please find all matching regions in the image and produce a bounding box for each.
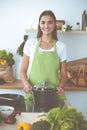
[0,50,15,83]
[0,49,15,67]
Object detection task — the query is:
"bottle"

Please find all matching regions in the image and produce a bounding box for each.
[82,10,86,30]
[76,22,80,30]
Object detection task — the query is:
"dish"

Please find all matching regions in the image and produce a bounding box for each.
[0,105,14,118]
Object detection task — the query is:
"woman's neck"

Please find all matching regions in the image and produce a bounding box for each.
[39,35,54,50]
[41,35,53,44]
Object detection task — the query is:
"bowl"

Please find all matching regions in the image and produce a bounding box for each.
[0,105,14,119]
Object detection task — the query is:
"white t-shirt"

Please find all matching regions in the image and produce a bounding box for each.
[23,38,67,75]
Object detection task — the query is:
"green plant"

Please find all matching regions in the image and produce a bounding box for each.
[32,120,51,130]
[66,25,72,31]
[17,35,28,56]
[47,107,87,130]
[0,50,15,67]
[17,42,25,56]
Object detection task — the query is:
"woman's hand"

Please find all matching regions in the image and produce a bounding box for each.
[57,87,64,96]
[23,84,32,93]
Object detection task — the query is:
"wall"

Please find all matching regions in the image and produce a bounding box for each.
[65,91,87,120]
[0,0,87,120]
[0,0,87,78]
[58,33,87,61]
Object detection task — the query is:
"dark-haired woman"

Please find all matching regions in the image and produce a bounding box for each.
[20,10,67,112]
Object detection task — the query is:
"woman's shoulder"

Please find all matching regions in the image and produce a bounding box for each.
[56,40,67,61]
[23,37,38,55]
[25,37,37,47]
[56,41,66,49]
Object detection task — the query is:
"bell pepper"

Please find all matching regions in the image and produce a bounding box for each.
[17,122,32,130]
[0,60,7,65]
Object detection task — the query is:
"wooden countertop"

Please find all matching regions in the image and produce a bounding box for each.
[0,79,87,91]
[65,81,87,91]
[0,79,24,89]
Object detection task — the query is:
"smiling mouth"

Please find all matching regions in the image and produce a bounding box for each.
[43,29,50,32]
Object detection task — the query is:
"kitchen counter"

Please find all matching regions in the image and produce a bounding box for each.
[1,79,87,91]
[0,100,72,130]
[0,79,24,89]
[0,112,39,130]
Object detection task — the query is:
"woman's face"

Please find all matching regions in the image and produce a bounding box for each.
[39,15,56,35]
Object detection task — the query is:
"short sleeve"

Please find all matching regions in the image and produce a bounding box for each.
[23,38,36,56]
[23,40,30,56]
[56,41,67,62]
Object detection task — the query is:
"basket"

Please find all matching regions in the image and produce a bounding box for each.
[0,64,15,83]
[67,64,87,87]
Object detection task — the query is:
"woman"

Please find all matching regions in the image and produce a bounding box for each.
[20,10,67,112]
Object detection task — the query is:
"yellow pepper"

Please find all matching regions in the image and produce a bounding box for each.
[17,122,32,130]
[0,60,7,65]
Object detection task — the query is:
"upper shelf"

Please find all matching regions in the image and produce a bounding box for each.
[57,30,87,34]
[25,28,87,34]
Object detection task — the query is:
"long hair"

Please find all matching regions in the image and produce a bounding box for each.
[37,10,58,40]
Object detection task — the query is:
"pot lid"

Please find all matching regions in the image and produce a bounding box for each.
[33,80,56,91]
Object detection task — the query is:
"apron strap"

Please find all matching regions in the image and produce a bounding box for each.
[35,38,41,52]
[37,37,57,52]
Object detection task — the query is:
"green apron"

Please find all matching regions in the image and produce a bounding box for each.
[24,38,66,112]
[29,38,60,87]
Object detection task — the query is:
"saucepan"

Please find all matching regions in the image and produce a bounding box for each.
[32,81,58,112]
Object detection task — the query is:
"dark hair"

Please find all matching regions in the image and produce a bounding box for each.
[37,10,58,40]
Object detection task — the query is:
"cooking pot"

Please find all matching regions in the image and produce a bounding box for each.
[32,81,59,112]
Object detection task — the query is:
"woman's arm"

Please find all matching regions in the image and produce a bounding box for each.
[20,54,32,93]
[59,60,67,88]
[57,60,67,96]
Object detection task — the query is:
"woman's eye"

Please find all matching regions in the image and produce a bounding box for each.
[41,21,53,24]
[41,21,45,24]
[48,21,53,24]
